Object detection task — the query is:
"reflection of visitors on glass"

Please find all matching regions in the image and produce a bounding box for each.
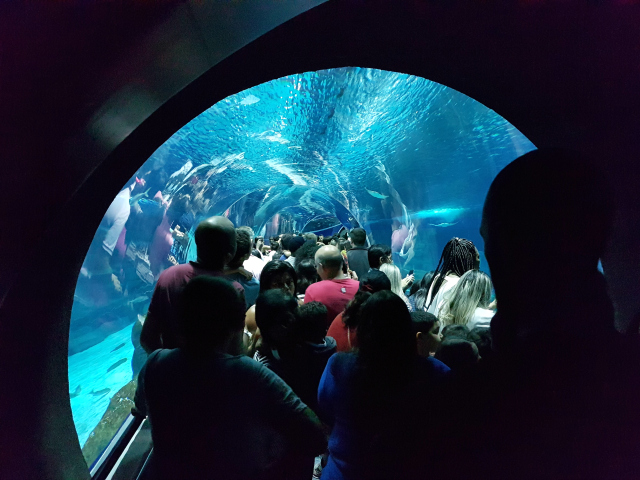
[171,225,189,248]
[399,223,417,266]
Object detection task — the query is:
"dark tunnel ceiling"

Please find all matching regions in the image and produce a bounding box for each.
[131,67,534,240]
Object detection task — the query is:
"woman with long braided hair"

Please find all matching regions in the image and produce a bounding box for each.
[413,237,479,317]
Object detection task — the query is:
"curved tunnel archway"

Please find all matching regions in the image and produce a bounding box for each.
[70,67,534,464]
[5,2,640,478]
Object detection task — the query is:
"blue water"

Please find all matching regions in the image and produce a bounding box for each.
[69,323,135,446]
[69,67,535,465]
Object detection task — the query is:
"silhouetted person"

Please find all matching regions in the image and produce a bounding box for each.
[140,216,244,353]
[225,228,260,309]
[466,148,640,478]
[346,228,370,279]
[435,338,480,372]
[134,277,326,480]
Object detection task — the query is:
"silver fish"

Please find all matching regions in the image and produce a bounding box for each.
[428,222,459,228]
[366,189,388,200]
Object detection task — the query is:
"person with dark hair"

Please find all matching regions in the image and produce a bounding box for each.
[318,291,450,480]
[134,277,326,480]
[367,244,392,270]
[304,246,359,324]
[140,216,244,353]
[254,293,335,418]
[279,234,294,260]
[416,237,478,317]
[408,270,435,308]
[292,236,320,267]
[253,290,299,372]
[411,311,441,358]
[346,227,370,280]
[302,232,318,243]
[288,301,337,412]
[468,326,493,362]
[268,239,280,261]
[244,260,298,351]
[435,338,480,372]
[259,260,297,296]
[440,324,470,341]
[237,226,265,280]
[286,236,305,267]
[327,270,391,352]
[225,228,260,309]
[295,258,320,300]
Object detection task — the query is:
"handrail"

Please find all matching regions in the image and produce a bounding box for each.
[90,413,144,480]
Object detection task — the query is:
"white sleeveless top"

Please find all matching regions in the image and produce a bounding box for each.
[425,274,460,318]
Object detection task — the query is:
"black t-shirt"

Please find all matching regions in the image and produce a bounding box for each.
[346,247,370,280]
[256,338,337,413]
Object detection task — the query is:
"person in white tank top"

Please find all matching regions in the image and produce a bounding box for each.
[438,270,495,330]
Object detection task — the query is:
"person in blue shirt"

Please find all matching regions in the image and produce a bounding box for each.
[318,290,450,480]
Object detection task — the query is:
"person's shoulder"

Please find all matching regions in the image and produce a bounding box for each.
[305,280,326,293]
[144,348,184,371]
[328,351,357,370]
[422,355,451,376]
[156,262,192,285]
[475,307,495,317]
[327,312,344,330]
[246,255,265,266]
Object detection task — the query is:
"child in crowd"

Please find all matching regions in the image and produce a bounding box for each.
[441,324,470,341]
[435,338,480,372]
[411,311,441,357]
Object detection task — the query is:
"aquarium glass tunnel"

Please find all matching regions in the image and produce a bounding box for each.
[69,67,535,466]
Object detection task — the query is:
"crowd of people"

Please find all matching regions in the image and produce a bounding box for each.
[133,149,640,480]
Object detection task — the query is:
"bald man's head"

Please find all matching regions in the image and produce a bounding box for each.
[194,216,236,270]
[315,245,344,280]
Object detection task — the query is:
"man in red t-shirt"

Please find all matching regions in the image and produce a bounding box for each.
[140,216,244,353]
[304,245,359,326]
